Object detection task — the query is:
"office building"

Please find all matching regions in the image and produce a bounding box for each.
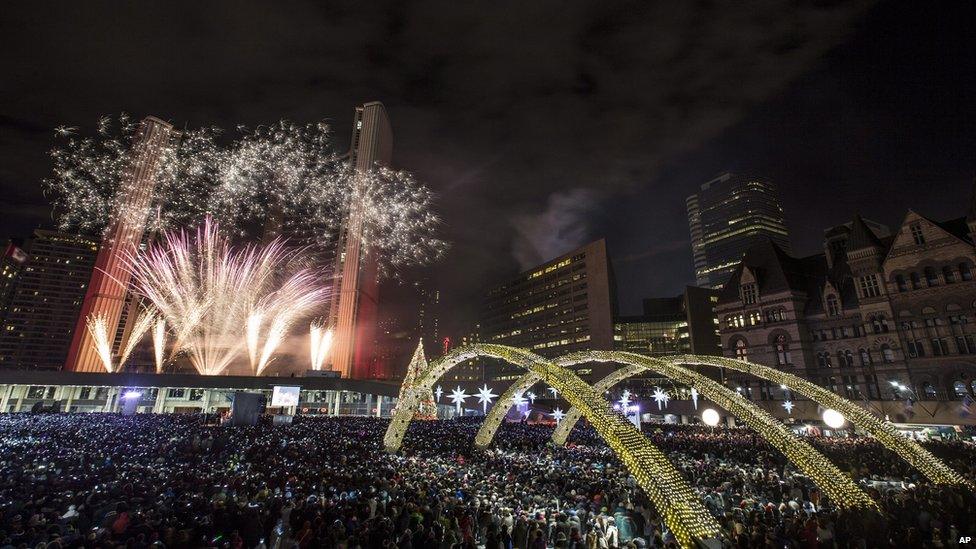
[481,239,616,381]
[445,324,484,382]
[614,286,721,356]
[0,242,28,323]
[0,230,98,370]
[327,102,392,379]
[65,116,178,372]
[687,172,791,288]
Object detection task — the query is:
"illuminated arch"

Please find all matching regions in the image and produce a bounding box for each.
[385,344,722,547]
[663,355,970,487]
[548,351,875,508]
[474,370,543,447]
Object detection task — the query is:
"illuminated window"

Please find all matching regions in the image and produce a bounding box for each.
[734,339,748,361]
[774,335,791,366]
[881,344,895,363]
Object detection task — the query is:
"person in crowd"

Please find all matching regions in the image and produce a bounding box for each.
[0,413,972,548]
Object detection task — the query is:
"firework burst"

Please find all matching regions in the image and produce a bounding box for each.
[309,320,333,371]
[118,305,157,368]
[84,313,115,373]
[124,217,330,376]
[152,318,167,373]
[45,115,447,274]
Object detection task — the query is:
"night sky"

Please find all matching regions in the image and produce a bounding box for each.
[2,1,974,335]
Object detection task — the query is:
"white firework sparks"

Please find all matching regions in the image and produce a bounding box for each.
[44,115,447,275]
[85,313,114,373]
[309,320,333,371]
[123,217,330,376]
[245,312,264,370]
[152,318,167,373]
[118,305,157,369]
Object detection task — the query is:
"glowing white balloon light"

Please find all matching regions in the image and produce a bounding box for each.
[701,408,721,427]
[822,408,846,429]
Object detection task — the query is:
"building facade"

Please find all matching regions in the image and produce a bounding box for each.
[687,172,791,288]
[715,200,976,406]
[614,286,721,356]
[328,102,393,379]
[481,239,616,381]
[0,230,99,370]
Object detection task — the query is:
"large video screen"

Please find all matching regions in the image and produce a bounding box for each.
[271,386,301,407]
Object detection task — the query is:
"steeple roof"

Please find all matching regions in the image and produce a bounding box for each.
[848,214,883,250]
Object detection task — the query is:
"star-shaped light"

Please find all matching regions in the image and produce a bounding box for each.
[782,400,794,415]
[547,386,559,399]
[550,407,566,423]
[449,386,469,415]
[434,385,444,402]
[690,387,699,410]
[511,392,528,407]
[618,389,632,409]
[526,391,537,404]
[652,387,670,410]
[476,384,498,414]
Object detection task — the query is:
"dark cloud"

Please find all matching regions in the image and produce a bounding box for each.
[1,1,973,331]
[512,188,604,269]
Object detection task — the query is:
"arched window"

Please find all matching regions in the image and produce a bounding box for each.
[895,274,908,292]
[842,349,854,367]
[826,295,840,316]
[910,272,922,289]
[859,348,872,366]
[923,382,937,399]
[952,380,968,397]
[961,263,974,281]
[881,344,895,363]
[735,339,748,361]
[817,352,832,368]
[971,379,976,396]
[774,335,791,366]
[924,267,939,286]
[942,266,956,284]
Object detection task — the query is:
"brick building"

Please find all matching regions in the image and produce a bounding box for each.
[716,191,976,403]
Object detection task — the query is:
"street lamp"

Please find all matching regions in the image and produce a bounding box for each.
[701,408,721,427]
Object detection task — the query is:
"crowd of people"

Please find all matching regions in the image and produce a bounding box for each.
[0,412,973,548]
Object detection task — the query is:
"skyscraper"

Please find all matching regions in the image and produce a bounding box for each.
[64,116,177,372]
[0,230,98,370]
[686,172,791,288]
[327,102,392,378]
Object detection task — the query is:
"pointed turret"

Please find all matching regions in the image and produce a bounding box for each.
[848,214,883,252]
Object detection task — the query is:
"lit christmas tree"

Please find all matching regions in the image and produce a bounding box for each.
[396,340,437,419]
